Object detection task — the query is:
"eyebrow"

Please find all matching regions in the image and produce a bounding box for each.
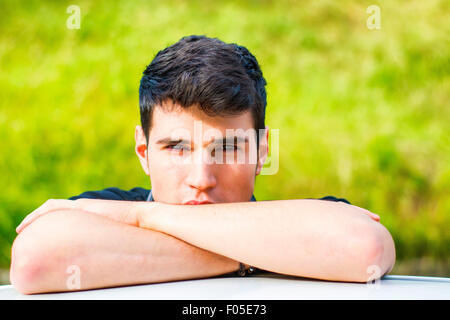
[156,136,249,146]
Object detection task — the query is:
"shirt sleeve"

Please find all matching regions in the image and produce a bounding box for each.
[317,195,351,205]
[68,187,150,201]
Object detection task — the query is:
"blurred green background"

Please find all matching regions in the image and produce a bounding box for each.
[0,0,449,284]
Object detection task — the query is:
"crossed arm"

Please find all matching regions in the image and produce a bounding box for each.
[10,198,395,294]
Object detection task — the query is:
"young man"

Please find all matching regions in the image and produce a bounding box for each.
[10,35,395,294]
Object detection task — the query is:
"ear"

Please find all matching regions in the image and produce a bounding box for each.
[255,126,269,176]
[135,125,150,176]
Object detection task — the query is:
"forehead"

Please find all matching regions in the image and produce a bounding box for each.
[149,103,254,140]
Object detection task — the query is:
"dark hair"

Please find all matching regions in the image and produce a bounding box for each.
[139,35,267,145]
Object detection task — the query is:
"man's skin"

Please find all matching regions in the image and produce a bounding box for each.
[10,101,396,294]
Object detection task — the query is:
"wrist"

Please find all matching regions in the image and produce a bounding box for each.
[72,198,100,214]
[74,199,143,227]
[134,200,163,230]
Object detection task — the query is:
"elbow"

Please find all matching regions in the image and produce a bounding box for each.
[351,220,396,283]
[10,233,49,295]
[10,211,75,294]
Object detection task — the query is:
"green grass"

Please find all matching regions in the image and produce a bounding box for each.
[0,0,449,276]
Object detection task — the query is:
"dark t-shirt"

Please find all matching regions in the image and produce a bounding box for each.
[68,187,351,204]
[68,187,351,276]
[68,187,152,201]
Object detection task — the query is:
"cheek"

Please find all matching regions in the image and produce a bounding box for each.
[218,164,256,202]
[148,151,186,185]
[218,163,256,187]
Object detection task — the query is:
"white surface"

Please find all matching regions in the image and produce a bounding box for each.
[1,273,449,300]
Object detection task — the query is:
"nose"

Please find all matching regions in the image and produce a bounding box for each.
[185,150,217,192]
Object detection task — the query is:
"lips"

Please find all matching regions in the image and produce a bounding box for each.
[183,200,214,205]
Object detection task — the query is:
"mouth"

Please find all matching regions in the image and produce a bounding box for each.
[183,200,214,205]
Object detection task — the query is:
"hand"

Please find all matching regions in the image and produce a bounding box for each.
[357,206,380,222]
[16,199,79,233]
[332,200,380,222]
[16,198,145,234]
[367,211,380,222]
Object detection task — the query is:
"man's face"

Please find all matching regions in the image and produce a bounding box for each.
[135,101,268,204]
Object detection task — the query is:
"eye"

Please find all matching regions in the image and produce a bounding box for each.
[209,145,238,157]
[166,144,190,152]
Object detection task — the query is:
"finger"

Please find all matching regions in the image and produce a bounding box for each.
[361,210,379,222]
[16,200,72,233]
[344,202,380,222]
[357,206,380,222]
[16,211,43,233]
[367,211,380,222]
[16,205,47,233]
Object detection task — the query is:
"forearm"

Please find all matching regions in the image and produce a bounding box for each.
[139,199,396,282]
[10,210,240,294]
